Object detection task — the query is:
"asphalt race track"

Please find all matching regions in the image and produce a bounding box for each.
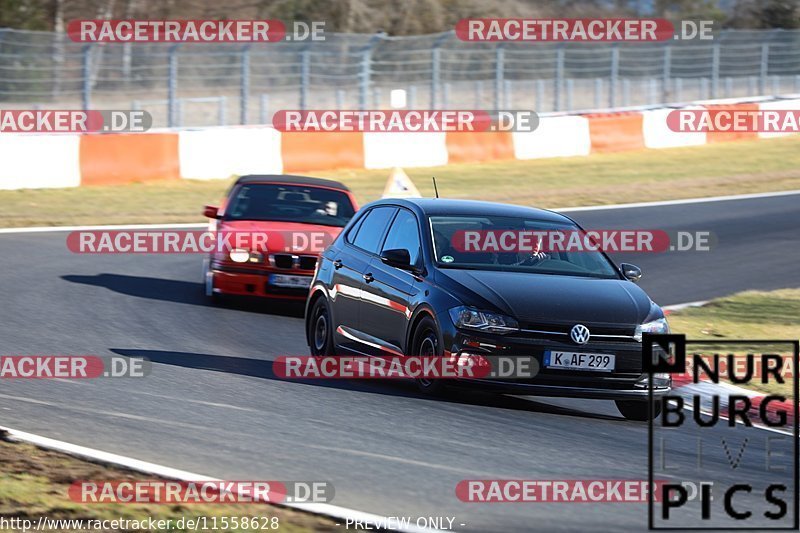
[1,192,799,532]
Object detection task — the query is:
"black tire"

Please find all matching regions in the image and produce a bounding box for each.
[411,316,447,395]
[307,297,334,357]
[615,399,662,421]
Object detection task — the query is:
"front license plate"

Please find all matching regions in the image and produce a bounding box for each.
[543,350,615,372]
[269,274,312,289]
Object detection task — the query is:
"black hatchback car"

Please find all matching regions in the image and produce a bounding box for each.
[305,198,671,421]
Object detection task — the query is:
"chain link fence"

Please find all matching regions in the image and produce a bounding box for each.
[1,28,799,128]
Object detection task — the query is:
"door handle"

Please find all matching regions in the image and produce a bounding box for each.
[363,273,374,283]
[333,259,344,269]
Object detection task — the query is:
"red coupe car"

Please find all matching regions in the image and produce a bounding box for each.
[203,174,358,302]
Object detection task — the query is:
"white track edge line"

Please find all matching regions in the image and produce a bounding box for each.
[0,425,445,533]
[555,189,800,213]
[1,189,799,234]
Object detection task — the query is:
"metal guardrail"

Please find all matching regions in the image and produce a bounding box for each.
[1,28,799,127]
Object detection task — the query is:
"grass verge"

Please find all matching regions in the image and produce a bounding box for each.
[0,435,336,532]
[1,136,799,228]
[668,288,800,396]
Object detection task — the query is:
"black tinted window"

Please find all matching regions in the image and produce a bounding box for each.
[382,209,421,266]
[224,183,355,227]
[352,207,396,254]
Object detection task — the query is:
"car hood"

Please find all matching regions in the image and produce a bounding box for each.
[436,268,657,327]
[217,220,342,254]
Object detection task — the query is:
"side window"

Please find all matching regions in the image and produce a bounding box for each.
[351,206,397,254]
[382,209,422,266]
[345,210,367,243]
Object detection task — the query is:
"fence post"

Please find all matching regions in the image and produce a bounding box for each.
[430,32,451,109]
[535,79,544,111]
[711,43,720,98]
[219,96,227,126]
[81,44,92,110]
[661,45,671,103]
[240,45,250,125]
[259,94,269,124]
[554,45,564,111]
[494,46,505,109]
[167,44,181,128]
[565,78,573,111]
[431,47,441,108]
[609,44,619,108]
[359,33,384,110]
[759,43,769,95]
[594,78,602,109]
[300,49,310,111]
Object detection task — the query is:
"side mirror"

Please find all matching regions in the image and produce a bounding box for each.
[380,248,412,270]
[203,205,219,219]
[620,263,642,282]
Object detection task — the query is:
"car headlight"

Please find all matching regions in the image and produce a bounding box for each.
[449,306,519,334]
[634,317,670,342]
[229,248,250,263]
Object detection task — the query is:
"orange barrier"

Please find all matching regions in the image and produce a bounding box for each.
[586,112,644,153]
[445,131,514,164]
[281,132,364,173]
[704,103,760,143]
[79,133,180,186]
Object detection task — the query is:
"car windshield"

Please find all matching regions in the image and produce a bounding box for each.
[224,183,356,227]
[429,215,620,279]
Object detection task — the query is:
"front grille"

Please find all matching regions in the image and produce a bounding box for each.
[518,320,636,342]
[272,254,294,269]
[270,254,318,271]
[299,256,317,270]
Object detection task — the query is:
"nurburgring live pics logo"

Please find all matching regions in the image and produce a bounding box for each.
[645,334,799,530]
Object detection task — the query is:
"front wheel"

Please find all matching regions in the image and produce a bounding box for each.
[615,399,662,421]
[412,316,447,395]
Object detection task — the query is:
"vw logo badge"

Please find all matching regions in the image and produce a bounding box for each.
[570,324,590,345]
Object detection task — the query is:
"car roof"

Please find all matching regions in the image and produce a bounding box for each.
[235,174,351,192]
[369,198,572,223]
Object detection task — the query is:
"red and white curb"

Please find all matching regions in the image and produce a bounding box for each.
[0,426,445,533]
[661,299,794,431]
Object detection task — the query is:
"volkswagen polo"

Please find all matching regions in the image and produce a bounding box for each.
[305,198,671,420]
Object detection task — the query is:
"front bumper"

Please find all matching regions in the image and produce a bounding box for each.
[450,377,670,399]
[211,261,312,300]
[443,326,671,400]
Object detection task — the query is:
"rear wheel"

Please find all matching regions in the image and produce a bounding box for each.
[307,297,334,357]
[615,399,662,421]
[412,316,447,395]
